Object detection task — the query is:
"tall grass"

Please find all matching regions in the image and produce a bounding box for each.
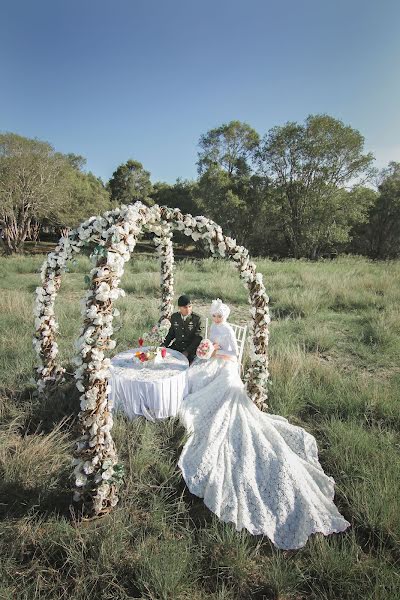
[0,254,399,599]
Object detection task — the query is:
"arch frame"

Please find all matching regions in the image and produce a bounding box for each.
[33,201,270,516]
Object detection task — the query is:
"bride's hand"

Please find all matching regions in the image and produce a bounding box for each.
[213,343,221,350]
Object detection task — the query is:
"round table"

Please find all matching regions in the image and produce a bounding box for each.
[110,347,189,421]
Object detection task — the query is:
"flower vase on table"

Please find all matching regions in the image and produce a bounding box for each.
[134,321,170,367]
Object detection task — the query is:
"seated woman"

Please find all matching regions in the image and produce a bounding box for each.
[178,299,350,550]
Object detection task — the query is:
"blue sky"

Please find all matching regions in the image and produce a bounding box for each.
[1,0,400,184]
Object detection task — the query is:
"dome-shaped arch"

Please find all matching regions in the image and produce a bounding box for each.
[33,201,270,516]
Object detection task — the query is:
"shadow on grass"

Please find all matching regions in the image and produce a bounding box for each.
[25,379,80,435]
[0,479,73,521]
[0,379,79,523]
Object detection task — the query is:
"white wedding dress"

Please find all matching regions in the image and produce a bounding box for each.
[178,322,350,550]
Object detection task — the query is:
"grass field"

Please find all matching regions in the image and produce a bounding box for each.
[0,253,399,599]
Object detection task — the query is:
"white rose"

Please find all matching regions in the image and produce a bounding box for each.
[76,381,85,392]
[218,242,226,255]
[96,282,111,301]
[75,473,88,487]
[102,467,114,480]
[83,461,95,474]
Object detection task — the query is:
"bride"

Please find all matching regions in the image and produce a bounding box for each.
[178,298,350,550]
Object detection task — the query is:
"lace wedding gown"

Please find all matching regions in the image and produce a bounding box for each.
[178,322,350,550]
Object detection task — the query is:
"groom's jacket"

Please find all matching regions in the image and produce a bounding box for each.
[163,312,202,358]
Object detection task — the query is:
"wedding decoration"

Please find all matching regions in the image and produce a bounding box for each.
[147,222,174,320]
[196,338,214,360]
[34,200,270,517]
[141,319,171,347]
[133,320,170,364]
[134,346,167,363]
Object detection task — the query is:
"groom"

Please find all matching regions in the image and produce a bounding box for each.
[163,295,202,364]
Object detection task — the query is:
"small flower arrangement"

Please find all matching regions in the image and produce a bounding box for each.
[135,347,167,363]
[196,338,214,360]
[141,319,170,347]
[134,320,170,364]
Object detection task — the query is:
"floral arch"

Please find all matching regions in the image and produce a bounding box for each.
[33,201,271,516]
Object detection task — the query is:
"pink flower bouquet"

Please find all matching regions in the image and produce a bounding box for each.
[196,338,214,360]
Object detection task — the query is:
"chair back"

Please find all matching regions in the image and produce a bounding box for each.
[204,317,247,372]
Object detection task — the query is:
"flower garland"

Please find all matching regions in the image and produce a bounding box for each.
[34,200,270,516]
[71,203,156,516]
[34,202,158,515]
[33,234,82,392]
[146,222,174,321]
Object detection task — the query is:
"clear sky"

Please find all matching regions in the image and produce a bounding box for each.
[1,0,400,184]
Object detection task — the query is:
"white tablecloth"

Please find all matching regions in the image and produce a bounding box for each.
[110,347,189,421]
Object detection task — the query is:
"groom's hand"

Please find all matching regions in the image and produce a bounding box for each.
[182,351,188,357]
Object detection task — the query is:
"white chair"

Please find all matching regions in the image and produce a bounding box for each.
[204,317,247,373]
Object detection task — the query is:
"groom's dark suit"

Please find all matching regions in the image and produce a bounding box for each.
[163,312,202,363]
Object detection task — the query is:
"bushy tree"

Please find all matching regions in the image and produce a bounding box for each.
[0,133,71,253]
[108,159,153,206]
[151,179,202,215]
[49,170,110,236]
[257,114,375,258]
[197,120,259,177]
[350,163,400,258]
[196,121,267,250]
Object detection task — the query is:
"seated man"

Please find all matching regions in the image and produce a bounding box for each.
[163,295,202,363]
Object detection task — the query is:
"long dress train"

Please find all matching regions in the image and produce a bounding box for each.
[178,324,350,550]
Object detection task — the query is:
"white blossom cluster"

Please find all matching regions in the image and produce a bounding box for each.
[34,202,159,515]
[71,203,158,514]
[147,222,174,321]
[33,237,76,392]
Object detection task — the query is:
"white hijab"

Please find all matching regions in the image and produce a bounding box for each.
[210,298,230,322]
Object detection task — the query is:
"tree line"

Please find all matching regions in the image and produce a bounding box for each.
[1,115,399,259]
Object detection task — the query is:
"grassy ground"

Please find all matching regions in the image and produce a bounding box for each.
[0,252,399,599]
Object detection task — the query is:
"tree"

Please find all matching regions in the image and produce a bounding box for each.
[49,170,110,236]
[108,159,153,206]
[0,133,71,254]
[151,179,202,216]
[350,163,400,259]
[197,165,246,235]
[196,121,266,250]
[257,114,375,258]
[197,120,260,177]
[65,153,87,171]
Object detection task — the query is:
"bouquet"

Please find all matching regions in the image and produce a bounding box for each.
[196,338,214,360]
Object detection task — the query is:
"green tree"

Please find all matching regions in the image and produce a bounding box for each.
[197,164,275,253]
[197,166,244,232]
[0,133,71,254]
[257,114,375,258]
[108,159,153,206]
[151,179,202,215]
[196,121,266,249]
[49,170,110,236]
[350,163,400,258]
[197,120,260,177]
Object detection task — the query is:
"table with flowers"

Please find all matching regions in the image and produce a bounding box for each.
[109,347,189,421]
